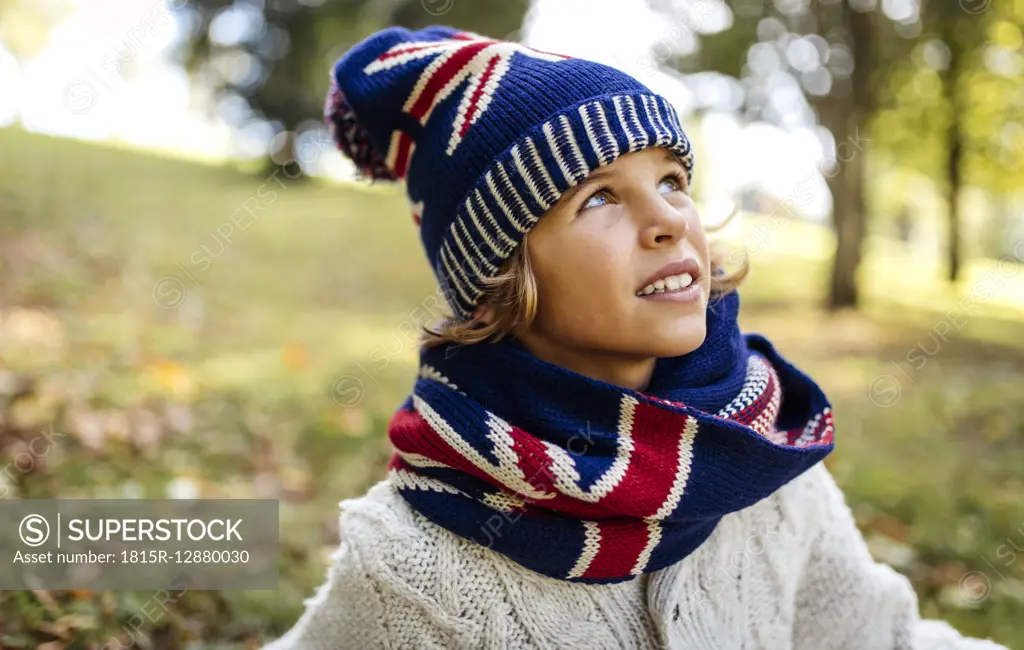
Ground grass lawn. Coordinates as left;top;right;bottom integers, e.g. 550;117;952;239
1;126;1022;648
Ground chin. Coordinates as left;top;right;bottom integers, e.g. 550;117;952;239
642;320;708;358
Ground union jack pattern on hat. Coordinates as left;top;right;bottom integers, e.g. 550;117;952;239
325;25;695;319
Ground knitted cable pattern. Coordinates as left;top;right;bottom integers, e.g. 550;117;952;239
262;464;1010;649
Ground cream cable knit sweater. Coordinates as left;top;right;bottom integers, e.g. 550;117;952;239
263;462;1007;650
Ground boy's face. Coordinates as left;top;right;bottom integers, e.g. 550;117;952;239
516;146;711;370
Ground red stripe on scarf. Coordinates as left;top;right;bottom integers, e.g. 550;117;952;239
388;407;501;484
581;519;652;580
388;399;696;524
605;400;693;518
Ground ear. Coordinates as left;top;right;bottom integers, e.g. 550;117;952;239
473;304;495;325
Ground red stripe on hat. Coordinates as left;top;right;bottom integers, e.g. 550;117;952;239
377;42;444;62
459;54;501;138
408;41;491;121
581;519;651;580
532;47;571;59
392;133;415;178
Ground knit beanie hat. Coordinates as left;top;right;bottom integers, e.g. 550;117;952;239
324;26;695;320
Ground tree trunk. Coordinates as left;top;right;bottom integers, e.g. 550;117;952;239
827;2;873;310
947;108;963;282
942;14;964;283
827;114;868;310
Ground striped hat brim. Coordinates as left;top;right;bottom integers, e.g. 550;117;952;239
435;91;694;320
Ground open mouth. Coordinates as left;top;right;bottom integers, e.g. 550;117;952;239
635;258;701;297
636;273;697;296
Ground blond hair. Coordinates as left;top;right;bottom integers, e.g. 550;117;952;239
419;209;748;349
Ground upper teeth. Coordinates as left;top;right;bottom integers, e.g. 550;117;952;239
637;273;694;296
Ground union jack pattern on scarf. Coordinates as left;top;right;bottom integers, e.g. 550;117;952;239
383;293;835;584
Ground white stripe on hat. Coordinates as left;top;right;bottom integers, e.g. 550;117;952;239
510;143;548;210
496;161;538;226
543;120;575;188
465;194;508;259
440;244;481;307
559;114;588;183
441;240;480;289
403;49;464;124
611;97;631;150
464;190;512;258
450;221;493;280
448;49;512;155
627;96;650;151
662;99;684;135
593;101;619;163
485;169;530;234
663;101;693;159
362;43;451;74
639;95;662;145
384;130;417;177
524;136;560;208
474;188;517;248
638;95;655;145
647;95;671;146
454;217;499;272
579;103;608;166
657;98;677;146
448;239;488;288
617;96;649;152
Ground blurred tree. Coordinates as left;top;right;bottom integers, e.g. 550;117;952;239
0;0;75;59
872;0;991;283
654;0;901;309
864;1;1023;279
822;1;875;310
931;0;973;283
648;0;1024;303
925;0;1021;281
174;0;528;174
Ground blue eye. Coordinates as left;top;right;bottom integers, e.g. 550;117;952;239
582;191;609;210
659;177;682;194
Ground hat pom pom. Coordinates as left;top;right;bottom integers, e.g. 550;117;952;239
324;79;397;181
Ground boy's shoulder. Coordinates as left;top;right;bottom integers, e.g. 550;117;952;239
763;459;849;545
337;478;492;562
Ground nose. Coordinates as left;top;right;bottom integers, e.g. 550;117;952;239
636;191;690;248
